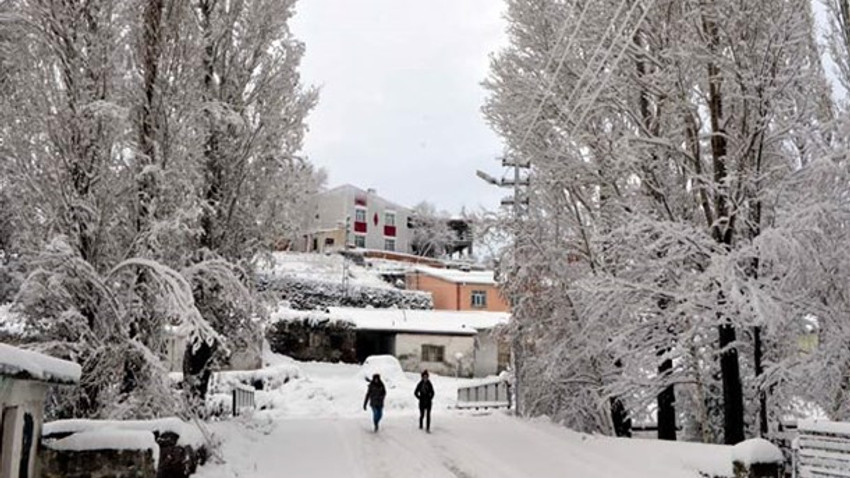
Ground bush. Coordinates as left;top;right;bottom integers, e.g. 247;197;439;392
256;275;432;310
266;317;357;363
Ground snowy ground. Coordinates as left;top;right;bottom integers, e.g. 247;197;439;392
258;252;394;289
235;353;470;419
196;414;732;478
196;355;734;478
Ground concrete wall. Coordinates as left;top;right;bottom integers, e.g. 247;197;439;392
0;377;47;478
405;272;510;312
394;333;475;377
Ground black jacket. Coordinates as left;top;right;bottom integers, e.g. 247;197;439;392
414;380;435;405
364;380;387;409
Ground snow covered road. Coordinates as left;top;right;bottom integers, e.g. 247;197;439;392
196;413;732;478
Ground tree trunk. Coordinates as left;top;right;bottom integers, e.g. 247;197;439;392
657;354;676;440
719;322;745;444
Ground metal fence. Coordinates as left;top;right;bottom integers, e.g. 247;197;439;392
232;385;256;417
456;377;511;410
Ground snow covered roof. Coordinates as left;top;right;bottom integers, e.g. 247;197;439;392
320;184;411;213
0;343;81;385
271;306;509;336
412;266;498;285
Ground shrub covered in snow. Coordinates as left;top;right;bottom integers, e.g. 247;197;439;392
266;316;357;363
257;275;432;310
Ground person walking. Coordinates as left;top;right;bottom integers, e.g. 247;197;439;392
414;370;435;432
363;373;387;432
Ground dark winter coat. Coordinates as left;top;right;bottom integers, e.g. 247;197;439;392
414;380;435;406
364;380;387;409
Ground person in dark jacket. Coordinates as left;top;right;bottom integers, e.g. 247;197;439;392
363;373;387;432
414;370;435;432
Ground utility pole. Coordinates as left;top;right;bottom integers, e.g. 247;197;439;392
477;157;530;416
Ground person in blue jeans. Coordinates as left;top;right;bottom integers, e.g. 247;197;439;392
363;374;387;432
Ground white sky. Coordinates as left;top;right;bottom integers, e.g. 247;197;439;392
291;0;508;214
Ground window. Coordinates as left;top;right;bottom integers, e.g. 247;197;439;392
421;344;445;362
324;238;335;246
354;235;366;248
384;238;395;251
384;211;395;226
355;208;367;223
471;290;487;308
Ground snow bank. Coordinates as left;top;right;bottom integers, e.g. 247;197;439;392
260;252;394;289
357;355;409;388
241;353;470;418
731;438;783;465
43;417;205;448
211;363;301;393
45;429;160;467
0;343;81;384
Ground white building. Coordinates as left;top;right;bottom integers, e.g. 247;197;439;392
302;184;413;254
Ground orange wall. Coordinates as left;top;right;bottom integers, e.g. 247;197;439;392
405;272;509;312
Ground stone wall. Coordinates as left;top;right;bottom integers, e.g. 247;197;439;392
40;447;157;478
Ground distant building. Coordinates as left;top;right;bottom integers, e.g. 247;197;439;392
301;184;414;254
405;266;509;312
269;307;510;377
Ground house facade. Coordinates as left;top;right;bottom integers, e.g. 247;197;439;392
405;266;509;312
302;184;414;254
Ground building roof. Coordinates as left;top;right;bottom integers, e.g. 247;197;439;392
271;306;509;336
412;266;498;285
320;184;411;213
0;343;81;385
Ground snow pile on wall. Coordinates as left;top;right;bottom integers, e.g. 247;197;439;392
43;417;205;449
257;275;433;310
0;343;81;384
45;429;160;467
211;363;301;393
731;438;784;465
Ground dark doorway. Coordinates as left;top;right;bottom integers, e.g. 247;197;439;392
19;413;33;478
355;331;396;363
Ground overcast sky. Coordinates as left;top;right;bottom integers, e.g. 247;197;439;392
291;1;508;214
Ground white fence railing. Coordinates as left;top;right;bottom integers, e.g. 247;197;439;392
232;385;256;417
456;377;511;410
794;419;850;478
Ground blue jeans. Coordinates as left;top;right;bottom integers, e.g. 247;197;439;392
371;406;383;429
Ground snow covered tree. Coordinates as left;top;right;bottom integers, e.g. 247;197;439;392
484;0;840;444
409;201;457;258
0;0;318;417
